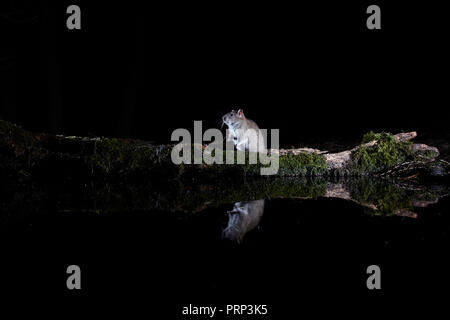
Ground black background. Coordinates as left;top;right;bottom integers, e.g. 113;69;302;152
1;0;450;317
2;1;449;146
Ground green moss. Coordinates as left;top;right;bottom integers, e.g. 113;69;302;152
0;120;35;143
186;149;327;177
351;132;413;174
277;153;327;176
361;131;383;144
0;120;40;152
146;177;328;212
88;138;175;175
418;150;439;160
0;120;45;175
90;138;124;172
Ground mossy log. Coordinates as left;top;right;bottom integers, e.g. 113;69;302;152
1;119;448;180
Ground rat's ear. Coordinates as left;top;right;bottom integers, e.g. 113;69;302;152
237;109;244;117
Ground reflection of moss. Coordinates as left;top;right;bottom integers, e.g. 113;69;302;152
2;166;449;222
268;177;326;199
351;132;413;174
1;175;328;217
162;177;327;211
151;176;328;212
348;179;413;216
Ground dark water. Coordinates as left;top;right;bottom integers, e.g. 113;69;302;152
1;183;450;317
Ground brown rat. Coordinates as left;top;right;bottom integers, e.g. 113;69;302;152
221;109;267;153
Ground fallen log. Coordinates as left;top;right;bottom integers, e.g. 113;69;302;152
272;131;441;176
0;120;447;179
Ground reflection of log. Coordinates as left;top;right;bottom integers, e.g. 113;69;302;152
2;174;449;224
323;180;445;218
1;120;447;179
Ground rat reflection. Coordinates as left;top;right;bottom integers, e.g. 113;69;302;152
222;199;265;243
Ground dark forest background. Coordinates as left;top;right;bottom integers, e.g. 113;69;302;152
1;0;449;147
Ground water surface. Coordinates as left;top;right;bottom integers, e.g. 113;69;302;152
1;177;450;316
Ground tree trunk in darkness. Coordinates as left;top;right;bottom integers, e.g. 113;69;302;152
1;54;17;123
1;1;18;123
44;0;63;134
117;15;144;138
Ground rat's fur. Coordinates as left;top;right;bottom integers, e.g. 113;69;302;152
222;109;267;153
